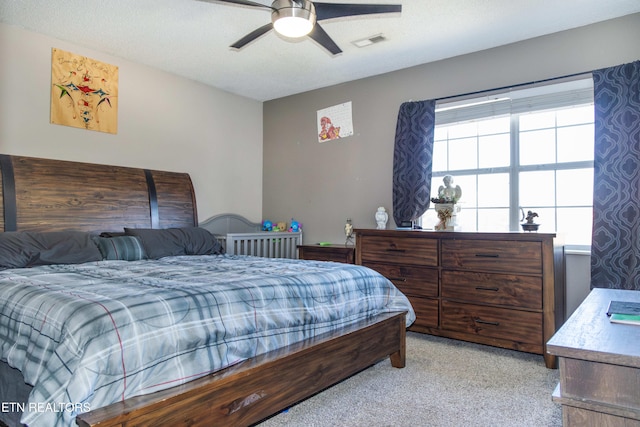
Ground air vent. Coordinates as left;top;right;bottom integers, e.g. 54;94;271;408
352;34;387;48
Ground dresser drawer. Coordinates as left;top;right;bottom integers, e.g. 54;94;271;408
441;239;542;274
441;270;542;310
364;262;438;298
407;296;439;329
359;235;438;267
441;300;542;349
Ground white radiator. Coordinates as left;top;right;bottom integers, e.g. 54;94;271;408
218;231;302;259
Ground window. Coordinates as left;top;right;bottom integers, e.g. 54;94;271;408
421;78;594;245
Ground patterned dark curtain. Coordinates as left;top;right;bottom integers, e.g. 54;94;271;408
591;60;640;290
392;100;436;226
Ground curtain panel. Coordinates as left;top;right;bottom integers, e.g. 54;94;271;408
392;100;436;226
591;60;640;290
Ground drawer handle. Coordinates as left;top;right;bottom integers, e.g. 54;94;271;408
474;318;500;326
475;253;499;258
389;277;407;282
386;248;406;253
475;286;499;292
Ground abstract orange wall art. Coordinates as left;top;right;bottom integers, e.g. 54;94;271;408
50;48;118;134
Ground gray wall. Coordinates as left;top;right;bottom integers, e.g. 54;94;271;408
0;22;264;224
263;13;640;245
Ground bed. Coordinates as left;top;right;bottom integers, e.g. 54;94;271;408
0;154;414;427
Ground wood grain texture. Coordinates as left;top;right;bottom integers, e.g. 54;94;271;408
358;233;438;266
0;155;196;233
364;261;438;298
441;300;543;351
441;270;542;309
564;406;640;427
405;296;439;329
441;239;542;274
355;229;562;368
548;289;640;426
76;312;407;427
297;244;355;263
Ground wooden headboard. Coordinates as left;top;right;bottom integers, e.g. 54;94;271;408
0;154;197;233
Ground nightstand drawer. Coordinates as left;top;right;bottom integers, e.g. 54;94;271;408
441;270;542;310
441;240;542;274
441;300;542;349
364;262;438;298
298;245;355;263
358;235;438;267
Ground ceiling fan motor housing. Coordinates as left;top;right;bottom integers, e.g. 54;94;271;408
271;0;317;38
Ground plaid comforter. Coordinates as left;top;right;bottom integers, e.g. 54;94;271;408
0;255;414;427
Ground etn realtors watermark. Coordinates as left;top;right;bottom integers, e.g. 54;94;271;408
2;401;91;414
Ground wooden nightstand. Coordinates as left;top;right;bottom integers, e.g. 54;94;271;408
547;288;640;425
298;244;355;264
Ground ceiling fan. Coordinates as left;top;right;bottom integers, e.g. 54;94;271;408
200;0;402;56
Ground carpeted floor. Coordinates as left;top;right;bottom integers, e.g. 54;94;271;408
257;332;562;427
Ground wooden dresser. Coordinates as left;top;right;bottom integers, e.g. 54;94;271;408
547;288;640;426
355;229;564;368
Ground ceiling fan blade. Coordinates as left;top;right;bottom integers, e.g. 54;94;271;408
308;23;342;56
197;0;273;10
314;3;401;21
230;23;274;49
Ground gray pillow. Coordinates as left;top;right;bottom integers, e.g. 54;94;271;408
93;236;147;261
124;227;224;260
0;231;103;269
0;232;35;269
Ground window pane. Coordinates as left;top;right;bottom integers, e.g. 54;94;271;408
520;110;555;131
478;117;510;135
448;137;477;170
557;207;593;245
457;207;477;231
479;133;510;168
448;122;477;138
556;169;593;206
434;126;449;140
478;208;509;231
454;175;476;206
557;124;594;163
520;129;556;165
556;105;593;126
520;170;555;207
432;140;448;171
478;173;509;207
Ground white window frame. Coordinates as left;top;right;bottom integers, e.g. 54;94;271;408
423;76;594;241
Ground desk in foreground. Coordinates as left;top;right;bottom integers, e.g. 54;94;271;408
547;288;640;426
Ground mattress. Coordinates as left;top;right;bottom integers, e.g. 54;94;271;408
0;254;414;427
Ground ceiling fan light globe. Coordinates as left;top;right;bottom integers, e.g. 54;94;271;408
274;16;313;37
271;0;316;38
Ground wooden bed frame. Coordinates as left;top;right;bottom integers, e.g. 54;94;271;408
0;154;407;427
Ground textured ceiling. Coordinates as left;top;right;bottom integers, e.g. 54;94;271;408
1;0;639;101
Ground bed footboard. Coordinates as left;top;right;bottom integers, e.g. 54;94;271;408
76;311;407;427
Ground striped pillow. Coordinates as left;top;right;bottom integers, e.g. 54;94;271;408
93;236;147;261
